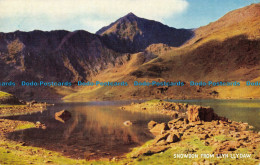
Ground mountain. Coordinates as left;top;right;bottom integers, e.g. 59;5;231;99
0;30;127;99
96;13;193;53
0;30;132;81
65;3;260;101
0;3;259;101
185;3;260;47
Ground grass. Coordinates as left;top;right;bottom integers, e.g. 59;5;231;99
14;123;36;131
119;136;259;165
0;91;12;99
214;135;233;142
146;99;163;104
0;105;25;108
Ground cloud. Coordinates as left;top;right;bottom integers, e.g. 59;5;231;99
0;0;189;32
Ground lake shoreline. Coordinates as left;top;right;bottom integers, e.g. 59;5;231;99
0;100;260;164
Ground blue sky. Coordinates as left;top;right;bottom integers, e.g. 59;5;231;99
0;0;258;33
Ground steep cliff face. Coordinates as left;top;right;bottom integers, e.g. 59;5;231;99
0;30;122;83
97;13;193;53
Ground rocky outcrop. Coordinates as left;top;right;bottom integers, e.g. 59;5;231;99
187;105;219;122
137;117;260;158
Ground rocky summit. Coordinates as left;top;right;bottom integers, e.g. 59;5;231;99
96;12;193;53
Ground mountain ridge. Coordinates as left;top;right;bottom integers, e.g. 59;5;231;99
0;3;259;100
64;3;260;101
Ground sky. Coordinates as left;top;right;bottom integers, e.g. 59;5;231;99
0;0;258;33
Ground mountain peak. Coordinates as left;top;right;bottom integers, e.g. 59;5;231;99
96;12;193;53
120;12;138;22
125;12;136;17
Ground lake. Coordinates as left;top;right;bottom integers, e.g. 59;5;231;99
3;99;260;159
4;101;171;159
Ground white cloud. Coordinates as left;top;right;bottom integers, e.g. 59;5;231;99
0;0;189;32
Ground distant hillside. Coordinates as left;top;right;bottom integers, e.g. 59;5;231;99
185;3;260;47
96;13;193;53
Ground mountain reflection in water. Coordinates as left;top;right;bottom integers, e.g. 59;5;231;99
4;102;171;159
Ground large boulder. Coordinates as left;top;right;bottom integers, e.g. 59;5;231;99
123;120;132;126
187;105;218;122
55;110;72;123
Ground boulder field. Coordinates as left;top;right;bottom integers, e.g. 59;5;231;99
121;100;260;162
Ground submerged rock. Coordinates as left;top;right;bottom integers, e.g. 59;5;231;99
123;120;132;126
35;121;46;129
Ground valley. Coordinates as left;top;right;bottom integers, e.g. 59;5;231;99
0;2;259;165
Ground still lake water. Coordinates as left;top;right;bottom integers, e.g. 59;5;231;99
4;101;171;159
3;99;260;159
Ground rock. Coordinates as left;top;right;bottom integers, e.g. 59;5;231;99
156;140;167;146
35;121;46;129
55;110;72;123
168;118;184;126
184;118;189;124
240;124;248;131
131;145;170;158
199;134;209;140
249;125;254;129
171;112;178;118
150;123;169;136
175;105;180;111
187;105;216;122
166;133;179;143
148;120;158;129
153;133;170;144
41;125;47;130
123;120;132;126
